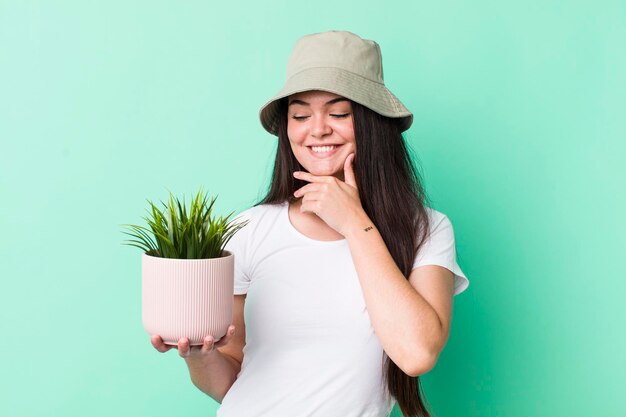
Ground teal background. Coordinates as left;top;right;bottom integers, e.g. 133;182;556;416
1;1;624;416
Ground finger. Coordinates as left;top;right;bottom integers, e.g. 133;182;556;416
215;325;236;348
177;338;190;358
343;153;357;188
151;335;172;353
300;192;323;204
293;183;323;198
201;335;216;353
293;171;330;183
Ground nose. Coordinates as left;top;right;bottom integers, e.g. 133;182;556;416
310;115;332;138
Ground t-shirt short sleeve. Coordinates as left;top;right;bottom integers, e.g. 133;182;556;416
223;209;253;295
412;211;469;296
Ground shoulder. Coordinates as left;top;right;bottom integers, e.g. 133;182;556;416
423;207;451;233
224;201;287;253
229;201;287;233
418;207;460;250
232;201;286;221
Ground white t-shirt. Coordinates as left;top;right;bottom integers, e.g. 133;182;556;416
217;201;469;417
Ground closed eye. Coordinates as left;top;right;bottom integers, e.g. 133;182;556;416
291;113;351;121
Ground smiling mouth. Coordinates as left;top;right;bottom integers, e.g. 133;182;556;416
307;144;342;158
309;145;339;153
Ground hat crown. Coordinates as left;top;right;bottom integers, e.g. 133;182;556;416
259;30;413;136
286;31;384;84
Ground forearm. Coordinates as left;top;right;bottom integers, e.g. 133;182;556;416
344;214;443;375
184;349;241;403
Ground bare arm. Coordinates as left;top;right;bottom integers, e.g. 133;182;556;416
343;218;455;377
151;294;247;404
184;345;241;403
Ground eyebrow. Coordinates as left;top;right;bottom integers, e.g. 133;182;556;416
288;97;350;107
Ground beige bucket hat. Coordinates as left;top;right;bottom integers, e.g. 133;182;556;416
259;30;413;136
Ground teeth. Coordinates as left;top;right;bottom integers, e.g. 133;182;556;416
311;145;336;153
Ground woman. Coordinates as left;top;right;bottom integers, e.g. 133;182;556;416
151;30;469;417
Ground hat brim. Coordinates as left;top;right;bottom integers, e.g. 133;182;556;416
259;67;413;136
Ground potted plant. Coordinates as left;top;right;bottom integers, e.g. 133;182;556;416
121;188;248;346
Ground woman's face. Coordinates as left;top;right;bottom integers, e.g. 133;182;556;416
287;90;356;181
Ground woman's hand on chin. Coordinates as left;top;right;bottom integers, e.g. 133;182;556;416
293;153;369;236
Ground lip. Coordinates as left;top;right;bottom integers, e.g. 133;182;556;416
307;144;342;158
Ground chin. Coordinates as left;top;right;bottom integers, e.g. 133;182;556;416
306;168;340;177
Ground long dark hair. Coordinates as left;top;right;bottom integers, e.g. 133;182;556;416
256;96;434;417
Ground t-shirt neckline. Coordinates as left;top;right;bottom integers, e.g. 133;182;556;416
282;201;347;245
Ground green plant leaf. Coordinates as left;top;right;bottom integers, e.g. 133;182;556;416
120;188;248;259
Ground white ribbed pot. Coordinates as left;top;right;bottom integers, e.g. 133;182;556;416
142;251;234;346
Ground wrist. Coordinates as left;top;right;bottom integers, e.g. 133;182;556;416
343;212;377;240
